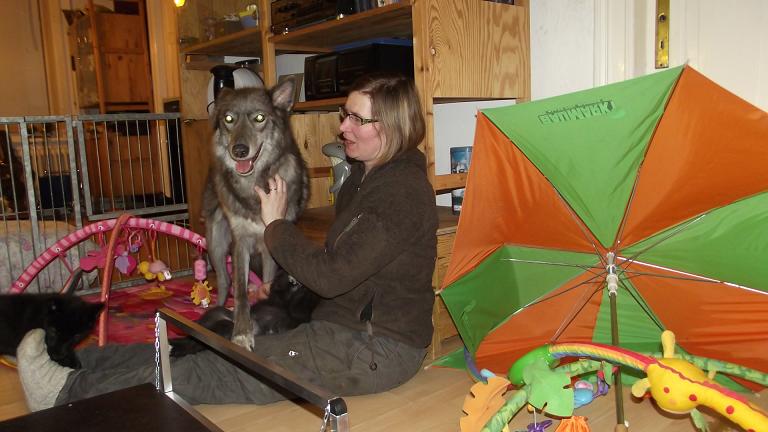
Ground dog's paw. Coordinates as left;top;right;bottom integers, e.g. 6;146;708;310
231;334;254;351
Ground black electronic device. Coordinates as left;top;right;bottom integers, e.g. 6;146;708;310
271;0;361;34
304;43;414;101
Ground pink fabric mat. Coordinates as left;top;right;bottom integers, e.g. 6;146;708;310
82;279;233;345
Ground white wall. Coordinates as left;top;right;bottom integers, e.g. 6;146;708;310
530;0;596;100
0;0;49;116
435;0;598;206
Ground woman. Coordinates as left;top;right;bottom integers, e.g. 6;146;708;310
16;72;437;410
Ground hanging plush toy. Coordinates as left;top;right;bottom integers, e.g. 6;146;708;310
136;228;173;300
190;256;212;307
137;260;172;282
138;228;172;282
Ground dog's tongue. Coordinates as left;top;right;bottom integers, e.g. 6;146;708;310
236;159;253;174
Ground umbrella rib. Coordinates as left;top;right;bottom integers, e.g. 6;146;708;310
525;271;607;310
551;190;607;267
616;275;666;331
550;282;605;343
620;268;720;284
501;257;603;275
618;213;706;269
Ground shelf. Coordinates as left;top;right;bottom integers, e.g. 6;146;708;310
433;173;468;193
181;26;262;57
271;1;413;53
293;97;346;112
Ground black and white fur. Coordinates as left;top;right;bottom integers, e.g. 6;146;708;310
203;79;309;350
0;271;103;368
169;268;319;357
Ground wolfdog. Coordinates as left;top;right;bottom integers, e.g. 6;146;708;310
203;78;309;350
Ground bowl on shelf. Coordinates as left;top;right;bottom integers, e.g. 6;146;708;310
239;6;258;28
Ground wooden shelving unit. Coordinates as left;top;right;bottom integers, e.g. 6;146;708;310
177;1;530;357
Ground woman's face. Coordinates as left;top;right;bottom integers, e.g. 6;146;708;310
339;91;384;172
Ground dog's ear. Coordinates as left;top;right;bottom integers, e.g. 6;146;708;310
271;77;296;112
88;301;105;317
62;269;85;295
83;301;104;326
209;88;236;128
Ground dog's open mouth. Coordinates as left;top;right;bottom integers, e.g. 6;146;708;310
232;146;261;176
235;159;255;175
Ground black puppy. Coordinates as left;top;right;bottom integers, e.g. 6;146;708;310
170;269;319;357
0;271;103;368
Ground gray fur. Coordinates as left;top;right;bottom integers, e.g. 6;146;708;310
203;79;309;350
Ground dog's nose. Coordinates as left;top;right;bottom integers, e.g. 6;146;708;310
232;143;249;158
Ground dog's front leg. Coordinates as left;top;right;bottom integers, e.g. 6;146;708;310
258;242;278;297
230;238;255;351
207;209;232;306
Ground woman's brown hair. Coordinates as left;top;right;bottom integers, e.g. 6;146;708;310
348;73;426;165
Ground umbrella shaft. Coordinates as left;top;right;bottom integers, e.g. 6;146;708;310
609;290;626;425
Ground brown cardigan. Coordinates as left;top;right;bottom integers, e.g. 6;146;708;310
264;148;438;348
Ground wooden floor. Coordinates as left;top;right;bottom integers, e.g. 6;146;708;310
1;352;762;432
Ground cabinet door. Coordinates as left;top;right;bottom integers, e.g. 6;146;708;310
180;120;212;235
290;113;338;209
102;53;152;103
425;0;530;99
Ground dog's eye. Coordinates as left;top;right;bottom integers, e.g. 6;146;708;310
224;114;235;124
253;113;266;123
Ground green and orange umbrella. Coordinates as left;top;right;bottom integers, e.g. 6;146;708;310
439;65;768;393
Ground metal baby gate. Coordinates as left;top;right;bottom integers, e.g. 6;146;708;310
0;113;192;293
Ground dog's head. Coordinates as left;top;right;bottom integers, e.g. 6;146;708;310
211;78;297;177
43;298;103;368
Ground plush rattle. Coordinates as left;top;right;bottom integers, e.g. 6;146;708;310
138;260;172;282
190;257;212;307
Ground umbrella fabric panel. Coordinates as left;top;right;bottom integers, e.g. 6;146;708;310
471;267;605;374
622;191;768;293
471;266;667;375
441;245;599;357
442;113;598;288
590;278;666;353
620;66;768;247
626;261;768;374
482;66;683;249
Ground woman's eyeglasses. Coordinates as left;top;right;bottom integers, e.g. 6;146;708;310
339;106;378;127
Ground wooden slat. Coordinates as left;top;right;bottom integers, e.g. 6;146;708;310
270;2;414;52
180;120;212;235
182;27;263;57
432;173;467;193
293;97;346;113
308;166;331;178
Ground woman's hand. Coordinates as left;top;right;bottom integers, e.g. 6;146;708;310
254;174;288;227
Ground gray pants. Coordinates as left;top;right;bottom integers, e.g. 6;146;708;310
56;320;426;406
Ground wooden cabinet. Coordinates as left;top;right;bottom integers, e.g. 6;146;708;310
431;210;460;359
176;0;529;357
71;0;154;113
